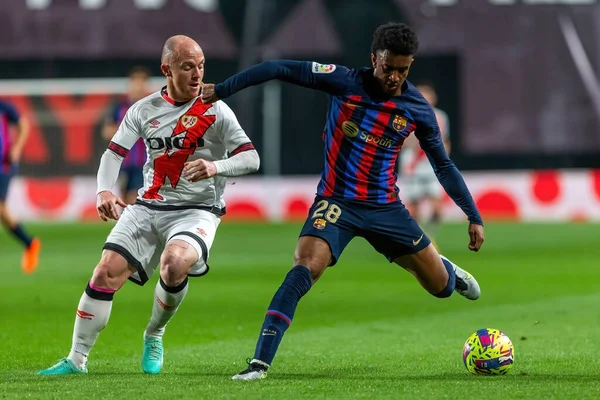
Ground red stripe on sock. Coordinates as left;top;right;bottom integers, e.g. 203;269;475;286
266;310;292;326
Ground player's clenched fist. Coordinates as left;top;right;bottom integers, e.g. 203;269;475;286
200;83;219;104
96;191;127;222
468;223;484;252
183;159;217;182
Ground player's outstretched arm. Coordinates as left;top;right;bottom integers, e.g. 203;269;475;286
201;60;348;103
184;101;259;181
183;149;259;182
416;124;484;251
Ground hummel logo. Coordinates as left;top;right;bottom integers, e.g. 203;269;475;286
149;119;160;128
413;234;424;246
261;329;277;336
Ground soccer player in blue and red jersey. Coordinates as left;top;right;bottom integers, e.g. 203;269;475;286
202;23;485;380
0;99;41;274
102;66;150;204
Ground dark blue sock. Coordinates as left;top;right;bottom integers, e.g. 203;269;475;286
433;257;456;298
10;224;33;248
253;265;313;366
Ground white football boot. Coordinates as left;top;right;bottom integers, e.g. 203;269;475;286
440;255;480;300
232;359;269;381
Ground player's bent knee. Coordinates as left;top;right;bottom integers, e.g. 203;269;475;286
90;251;132;291
294;236;332;280
294;263;325;282
160;239;198;286
160;255;189;287
294;256;329;281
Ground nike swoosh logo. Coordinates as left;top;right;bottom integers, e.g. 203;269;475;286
413;234;424;246
261;332;276;336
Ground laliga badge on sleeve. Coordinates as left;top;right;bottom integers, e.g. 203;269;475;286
311;62;336;74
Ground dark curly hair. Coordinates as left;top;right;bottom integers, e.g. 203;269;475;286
371;23;419;56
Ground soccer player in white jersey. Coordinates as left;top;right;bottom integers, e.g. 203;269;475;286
400;82;450;243
37;35;260;376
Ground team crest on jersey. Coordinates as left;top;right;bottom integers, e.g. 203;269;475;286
181;115;198;129
142;102;216;201
311;62;336;74
392;115;408;132
313;218;327;230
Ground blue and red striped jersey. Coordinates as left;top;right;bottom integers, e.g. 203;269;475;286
317;83;418;204
216;60;482;224
0;100;20;170
111;100;146;168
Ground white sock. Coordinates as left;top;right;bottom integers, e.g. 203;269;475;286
67;289;113;369
145;278;189;339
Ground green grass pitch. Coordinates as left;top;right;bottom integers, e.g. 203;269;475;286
1;221;599;399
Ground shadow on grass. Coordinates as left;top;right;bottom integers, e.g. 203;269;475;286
266;372;600;384
4;370;599;386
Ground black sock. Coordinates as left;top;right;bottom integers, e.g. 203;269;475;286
253;266;313;366
10;224;33;248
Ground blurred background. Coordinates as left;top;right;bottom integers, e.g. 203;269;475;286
1;0;600;223
3;2;600;396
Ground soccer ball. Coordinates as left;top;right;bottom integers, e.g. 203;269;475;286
462;328;514;375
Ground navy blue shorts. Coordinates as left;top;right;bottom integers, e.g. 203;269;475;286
121;166;144;192
0;165;15;202
299;195;431;265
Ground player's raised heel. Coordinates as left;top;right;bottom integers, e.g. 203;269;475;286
232;359;269;381
37;358;87;375
142;334;164;374
440;255;480;300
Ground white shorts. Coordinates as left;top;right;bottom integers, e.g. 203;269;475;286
404;173;443;203
104;203;221;286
